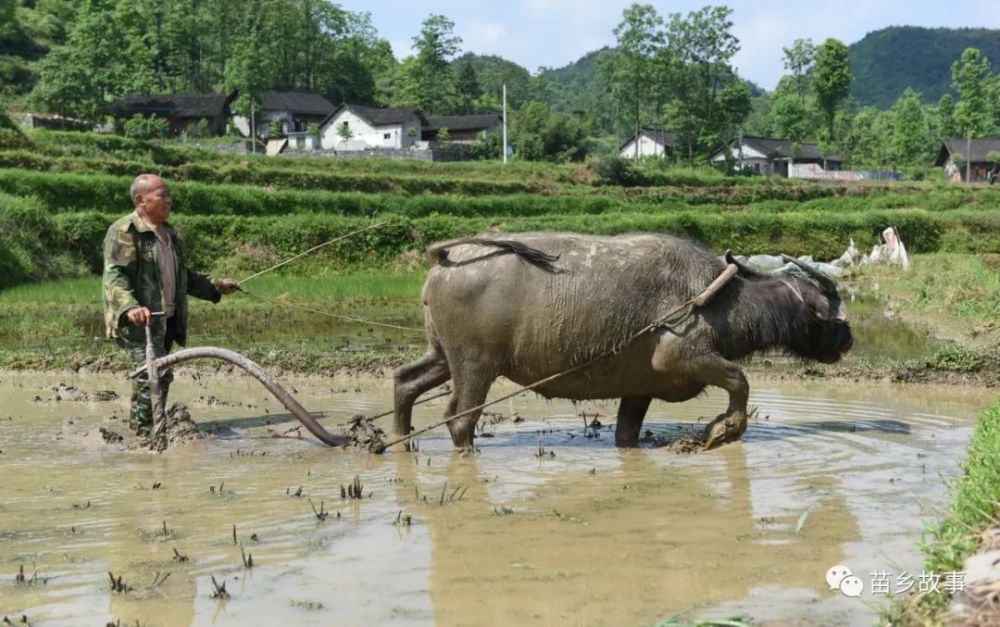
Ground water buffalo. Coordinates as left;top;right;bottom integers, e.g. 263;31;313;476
393;232;853;450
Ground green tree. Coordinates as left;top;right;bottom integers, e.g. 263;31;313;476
406;14;462;114
782;38;815;102
936;93;957;139
123;113;168;139
26;0;387;118
510;100;589;162
0;102;20;133
0;0;27;52
889;88;931;166
770;89;814;146
30;0;130;120
30;46;95;119
989;75;1000;134
336;121;352;143
599;3;663;158
454;53;532;111
660;5;740;163
952;47;993;138
842;107;890;167
454;61;481;114
742;93;773;136
717;81;752;171
813;38;851;142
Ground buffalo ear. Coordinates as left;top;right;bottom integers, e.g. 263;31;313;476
725;250;765;280
780;254;839;295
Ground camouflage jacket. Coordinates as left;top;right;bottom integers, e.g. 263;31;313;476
103;211;221;347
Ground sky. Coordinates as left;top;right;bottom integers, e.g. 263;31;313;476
338;0;1000;90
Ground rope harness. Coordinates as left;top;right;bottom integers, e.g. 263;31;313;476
236;287;425;333
238;222;387;285
139;223;740;451
373;263;739;453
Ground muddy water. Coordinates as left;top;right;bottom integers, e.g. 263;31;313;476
0;371;993;626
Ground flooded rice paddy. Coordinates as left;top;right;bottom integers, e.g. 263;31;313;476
0;370;994;626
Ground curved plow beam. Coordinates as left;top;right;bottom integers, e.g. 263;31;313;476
129;347;348;447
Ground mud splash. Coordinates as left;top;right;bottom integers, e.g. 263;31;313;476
0;371;992;626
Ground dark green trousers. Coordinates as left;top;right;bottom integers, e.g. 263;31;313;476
121;316;178;435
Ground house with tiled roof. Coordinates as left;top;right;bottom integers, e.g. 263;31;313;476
710;135;842;177
422;113;502;143
110;93;234;136
619;128;678;159
317;104;429;150
935;138;1000;183
231;89;335;139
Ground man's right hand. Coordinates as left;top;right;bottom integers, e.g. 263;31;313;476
127;306;152;326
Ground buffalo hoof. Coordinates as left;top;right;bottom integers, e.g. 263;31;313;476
702;415;745;451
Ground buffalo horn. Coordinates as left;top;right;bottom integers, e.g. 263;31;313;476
724;250;765;279
780;254;838;294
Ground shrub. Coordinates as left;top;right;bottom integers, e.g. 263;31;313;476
927;344;985;372
123;114;169;140
189;118;212;138
590;155;643;186
0;104;20;132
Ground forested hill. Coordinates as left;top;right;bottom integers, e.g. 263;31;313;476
537;49;615;130
849;26;1000;108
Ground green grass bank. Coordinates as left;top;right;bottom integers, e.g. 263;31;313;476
882;399;1000;625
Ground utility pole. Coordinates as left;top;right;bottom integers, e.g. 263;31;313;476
250;99;256;155
737;128;744;174
502;83;508;163
966;129;972;185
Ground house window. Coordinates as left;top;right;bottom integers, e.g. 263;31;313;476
383;132;392;139
296;137;305;149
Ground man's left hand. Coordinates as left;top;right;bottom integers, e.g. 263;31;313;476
215;278;241;295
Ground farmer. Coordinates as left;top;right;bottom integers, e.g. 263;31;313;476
102;174;240;436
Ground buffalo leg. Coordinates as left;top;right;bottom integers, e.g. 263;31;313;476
685;357;749;450
393;349;451;448
615;397;652;447
444;366;495;449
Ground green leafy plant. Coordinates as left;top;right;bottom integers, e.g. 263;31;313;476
123;114;168;140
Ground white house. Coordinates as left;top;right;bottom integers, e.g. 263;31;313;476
710;136;842;177
619;128;677;159
319;104;427;151
232;89;335;138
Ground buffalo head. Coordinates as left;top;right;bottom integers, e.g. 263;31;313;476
778;255;853;364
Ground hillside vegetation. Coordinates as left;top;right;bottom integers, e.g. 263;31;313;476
849;26;1000;108
0;130;999;293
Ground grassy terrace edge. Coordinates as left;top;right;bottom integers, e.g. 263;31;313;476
881;399;1000;625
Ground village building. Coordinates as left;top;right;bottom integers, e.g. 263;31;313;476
935;138;1000;183
422;113;502;143
619;128;678;159
710;136;842;178
275;105;503;157
315;104;427;151
232;89;335;139
110;93;233;136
